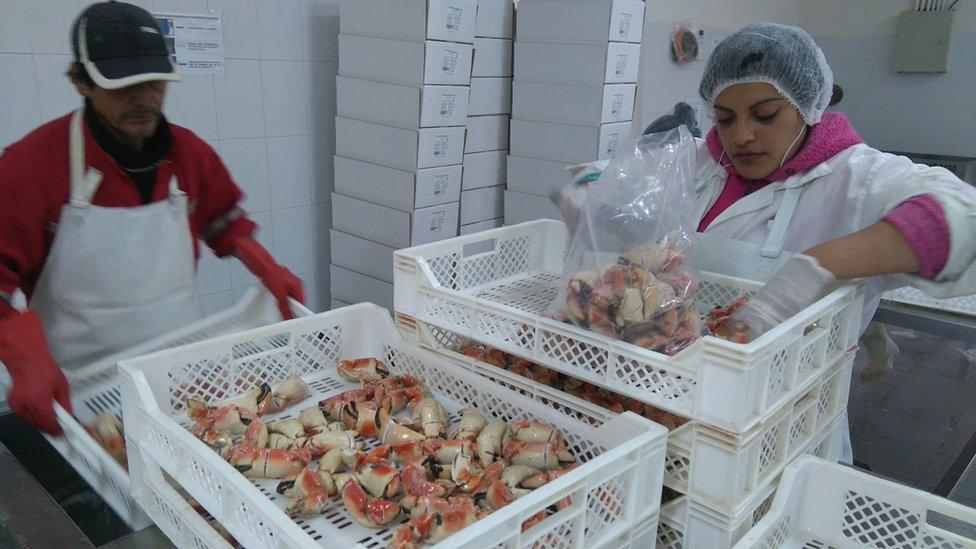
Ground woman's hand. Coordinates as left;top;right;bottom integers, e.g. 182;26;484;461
733;221;921;340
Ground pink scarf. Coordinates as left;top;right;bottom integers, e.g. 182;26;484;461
698;112;864;231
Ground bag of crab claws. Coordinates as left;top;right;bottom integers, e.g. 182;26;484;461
547;126;702;356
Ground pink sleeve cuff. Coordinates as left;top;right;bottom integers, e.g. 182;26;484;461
882;195;950;279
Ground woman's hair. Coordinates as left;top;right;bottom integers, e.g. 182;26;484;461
829;84;844;106
65;62;94;87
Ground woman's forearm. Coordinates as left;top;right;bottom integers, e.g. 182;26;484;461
804;221;921;280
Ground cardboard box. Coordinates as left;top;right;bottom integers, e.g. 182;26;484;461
337;76;469;129
460;184;505;224
469;77;511;115
514;41;640;85
504;190;563;225
462;150;507;190
465;115;509;153
330;265;394;310
331;193;459;248
509;119;631;163
475;0;513;38
506;155;572;196
460;217;504;235
335;117;466;170
334;156;461;210
330;230;397;283
512;82;635;125
472;38;513;77
339;35;473;87
515;0;644;44
339;0;477;44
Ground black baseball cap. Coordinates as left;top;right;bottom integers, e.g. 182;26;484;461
71;1;181;89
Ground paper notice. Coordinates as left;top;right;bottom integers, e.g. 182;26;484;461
153;12;224;74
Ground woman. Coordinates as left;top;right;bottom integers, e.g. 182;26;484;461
559;22;976;461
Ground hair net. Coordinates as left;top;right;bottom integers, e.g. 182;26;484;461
699;22;834;125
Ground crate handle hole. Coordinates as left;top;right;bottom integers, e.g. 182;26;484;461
925;510;976;542
463;239;496;258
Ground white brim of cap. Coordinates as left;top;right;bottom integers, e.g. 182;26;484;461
82;58;182;89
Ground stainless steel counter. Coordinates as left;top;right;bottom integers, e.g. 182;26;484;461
0;440;93;548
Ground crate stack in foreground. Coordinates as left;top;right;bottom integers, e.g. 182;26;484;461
331;0;477;310
460;0;514;235
393;221;862;548
506;0;643;224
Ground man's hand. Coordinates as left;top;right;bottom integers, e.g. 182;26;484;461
0;310;72;435
233;237;305;319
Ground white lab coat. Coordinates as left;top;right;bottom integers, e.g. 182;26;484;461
692;142;976;332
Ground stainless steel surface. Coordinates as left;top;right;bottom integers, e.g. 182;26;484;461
100;526;174;549
0;441;94;548
876;299;976;341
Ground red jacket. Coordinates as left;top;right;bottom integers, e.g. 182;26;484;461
0;112;256;318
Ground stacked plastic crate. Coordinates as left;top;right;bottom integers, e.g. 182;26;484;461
392;220;861;548
459;0;514;236
505;0;643;224
331;0;477;310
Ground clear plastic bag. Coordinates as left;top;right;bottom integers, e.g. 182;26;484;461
548;127;702;355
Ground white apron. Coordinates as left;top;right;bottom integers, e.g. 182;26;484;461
30;108;203;377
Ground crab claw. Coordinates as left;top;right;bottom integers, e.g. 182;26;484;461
480;480;515;510
337;358;390;383
509;420;564;445
502;440;572;472
518;463;579;489
270;377;309;413
282;467;331;517
340;478;400;528
225;382;273;415
380;418;425;445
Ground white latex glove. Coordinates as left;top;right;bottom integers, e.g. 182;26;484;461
549;160;609;234
858;322;898;382
732;254;839;341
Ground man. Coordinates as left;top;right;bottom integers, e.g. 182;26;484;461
0;1;304;435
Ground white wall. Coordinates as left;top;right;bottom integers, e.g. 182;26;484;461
800;0;976;157
637;0;802;132
0;0;339;314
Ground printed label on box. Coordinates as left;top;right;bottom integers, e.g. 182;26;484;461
618;13;633;37
606;132;621;156
433;173;450;196
611;93;624;117
433;135;450;157
429;210;446;232
440;93;457;117
614;54;628;78
446;7;462;33
442;49;459;75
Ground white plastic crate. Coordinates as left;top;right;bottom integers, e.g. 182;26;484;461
118;303;668;549
394;220;864;433
658;414;847;549
401;315;854;514
0;289;308;530
735;455;976;549
609;513;661;548
884;287;976;317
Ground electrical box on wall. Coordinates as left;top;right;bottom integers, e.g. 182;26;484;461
893;10;955;72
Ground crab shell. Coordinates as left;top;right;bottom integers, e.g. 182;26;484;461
356;460;402;499
267;418;305;439
228;447;311;479
305;430;360;457
450;409;487;440
409;397;448;439
297;406;329;430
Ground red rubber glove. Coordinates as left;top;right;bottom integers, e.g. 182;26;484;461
0;310;72;435
234;236;305;320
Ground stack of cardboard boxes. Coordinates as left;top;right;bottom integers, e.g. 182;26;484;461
459;0;514;235
331;0;477;309
506;0;644;224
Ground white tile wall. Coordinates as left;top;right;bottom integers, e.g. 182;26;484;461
0;0;340;314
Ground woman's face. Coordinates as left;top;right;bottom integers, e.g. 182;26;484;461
713;82;807;180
